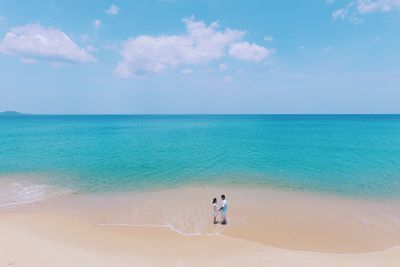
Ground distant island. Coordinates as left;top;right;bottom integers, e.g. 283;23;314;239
0;111;29;116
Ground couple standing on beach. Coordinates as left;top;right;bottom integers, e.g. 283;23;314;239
212;194;228;225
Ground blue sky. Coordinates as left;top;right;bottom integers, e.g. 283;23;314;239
0;0;399;114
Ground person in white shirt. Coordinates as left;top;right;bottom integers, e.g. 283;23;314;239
212;198;218;224
219;194;228;225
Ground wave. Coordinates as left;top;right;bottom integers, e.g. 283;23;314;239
0;181;70;209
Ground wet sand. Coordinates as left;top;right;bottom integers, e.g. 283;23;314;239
30;186;400;252
1;212;400;267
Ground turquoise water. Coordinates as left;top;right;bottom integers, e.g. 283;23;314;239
1;115;400;198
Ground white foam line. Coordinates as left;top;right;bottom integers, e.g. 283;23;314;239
0;194;71;210
70;214;400;256
0;199;45;209
72;215;220;237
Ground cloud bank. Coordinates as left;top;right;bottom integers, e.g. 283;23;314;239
229;42;271;62
333;0;400;21
0;24;96;64
115;17;273;77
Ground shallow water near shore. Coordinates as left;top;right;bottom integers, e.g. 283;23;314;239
1;115;400;197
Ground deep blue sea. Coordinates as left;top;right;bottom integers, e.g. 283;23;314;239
1;115;400;198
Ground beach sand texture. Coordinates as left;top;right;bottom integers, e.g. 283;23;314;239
1;212;400;267
1;186;400;266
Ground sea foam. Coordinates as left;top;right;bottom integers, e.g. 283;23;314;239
0;181;68;209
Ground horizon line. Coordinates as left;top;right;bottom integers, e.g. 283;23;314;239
2;112;400;116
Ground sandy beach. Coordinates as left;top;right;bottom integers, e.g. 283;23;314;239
1;212;400;267
1;186;400;266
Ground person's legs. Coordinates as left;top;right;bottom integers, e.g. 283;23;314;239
221;213;227;225
213;216;217;224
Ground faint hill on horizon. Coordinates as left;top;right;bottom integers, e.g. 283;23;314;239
0;111;29;116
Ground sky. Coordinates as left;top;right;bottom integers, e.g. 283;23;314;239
0;0;399;114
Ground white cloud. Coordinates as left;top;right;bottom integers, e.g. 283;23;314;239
326;0;335;4
229;42;272;62
93;19;102;29
219;63;228;71
323;46;333;51
332;8;348;19
0;24;96;64
0;16;5;25
357;0;400;13
333;0;400;21
116;17;272;77
264;35;273;42
104;4;120;15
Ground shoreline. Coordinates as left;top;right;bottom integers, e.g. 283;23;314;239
65;214;400;255
2;211;400;267
2;183;400;253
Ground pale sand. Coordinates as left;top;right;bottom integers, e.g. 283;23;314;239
24;186;400;253
2;185;400;266
1;212;400;267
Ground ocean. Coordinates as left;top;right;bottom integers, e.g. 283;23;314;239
1;114;400;199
